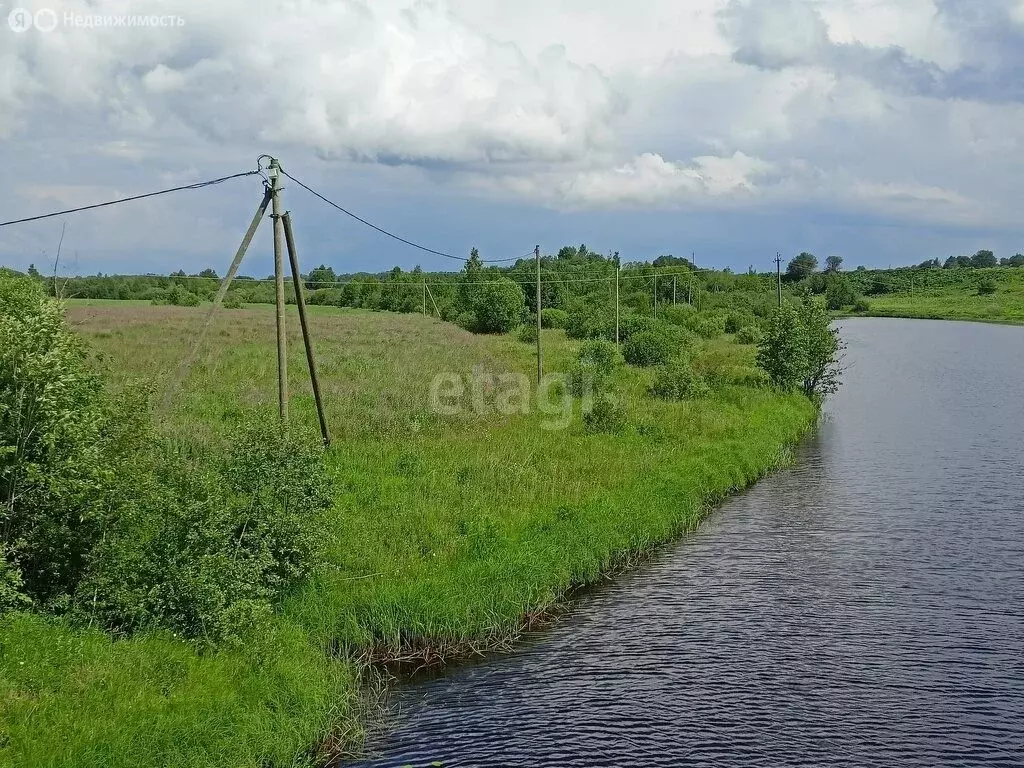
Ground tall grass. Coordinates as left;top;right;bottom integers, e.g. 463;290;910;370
1;302;816;767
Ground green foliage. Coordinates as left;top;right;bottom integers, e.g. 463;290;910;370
469;279;525;334
650;358;710;401
725;310;757;334
518;322;538;344
659;303;697;326
0;275;114;607
623;328;678;367
853;299;871;313
736;325;763;345
540;308;569;329
825;277;859;310
582;393;625;434
79;420;333;643
568;339;620;397
825;255;844;272
786;252;818;281
756;296;842;399
616;313;658;343
686;313;726;339
972;250;997;268
222;293;244;310
455;312;476;331
578;339;620;375
977;276;998;295
565;309;612;340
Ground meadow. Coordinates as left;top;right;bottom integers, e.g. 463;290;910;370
1;300;816;767
850;266;1024;325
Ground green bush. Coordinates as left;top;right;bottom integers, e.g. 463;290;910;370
455;312;476;331
472;279;525;333
659;303;697;327
736;325;763;345
757;296;841;399
222;293;244;310
582;393;625;434
687;313;726;339
564;310;611;340
615;313;658;344
977;277;998;295
78;420;333;643
725;310;756;334
540;308;569;329
825;278;858;310
0;275;119;607
578;339;620;375
623;329;677;367
650;358;710;401
167;285;200;307
518;323;538;344
853;298;871;313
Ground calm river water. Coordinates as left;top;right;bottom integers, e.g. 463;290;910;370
348;318;1024;768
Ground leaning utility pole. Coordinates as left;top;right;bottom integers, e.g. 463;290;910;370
535;244;542;384
282;212;331;447
775;252;783;308
269;159;289;422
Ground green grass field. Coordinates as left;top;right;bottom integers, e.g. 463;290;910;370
1;302;816;767
858;268;1024;325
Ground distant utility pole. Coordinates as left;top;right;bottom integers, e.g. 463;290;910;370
775;252;783;308
615;253;620;347
672;275;677;305
422;277;426;315
653;271;658;318
269;159;288;422
535;244;542;384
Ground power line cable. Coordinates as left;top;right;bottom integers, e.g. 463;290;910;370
0;171;262;229
278;167;530;265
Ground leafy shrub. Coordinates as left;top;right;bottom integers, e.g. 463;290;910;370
650;358;710;401
853;299;871;313
0;275;119;607
977;277;998;295
757;296;842;398
582;394;625;434
725;310;756;334
455;312;476;331
565;310;611;340
736;325;763;345
578;339;620;375
623;329;677;367
222;293;244;310
659;303;697;327
686;313;726;339
168;284;200;307
568;339;620;397
472;279;525;333
518;322;538;344
540;308;569;329
78;420;333;643
825;278;858;310
616;313;658;344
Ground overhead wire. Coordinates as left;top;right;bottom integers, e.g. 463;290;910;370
0;171;263;229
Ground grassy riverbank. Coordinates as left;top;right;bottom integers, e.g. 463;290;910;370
850;267;1024;325
1;302;816;767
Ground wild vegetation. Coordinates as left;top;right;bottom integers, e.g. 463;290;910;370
0;249;828;767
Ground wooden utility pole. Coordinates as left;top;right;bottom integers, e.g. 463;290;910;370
535;245;542;384
775;252;783;308
422;277;427;315
269;158;288;422
282;212;331;447
615;254;620;347
672;275;677;305
653;271;658;318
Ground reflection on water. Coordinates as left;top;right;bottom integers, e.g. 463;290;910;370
347;319;1024;768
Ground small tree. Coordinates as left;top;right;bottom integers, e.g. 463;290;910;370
306;264;337;290
198;268;218;279
756;295;842;399
825;255;843;273
786;252;818;281
971;250;997;268
472;278;525;333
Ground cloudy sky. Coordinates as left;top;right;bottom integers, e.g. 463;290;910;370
2;0;1023;276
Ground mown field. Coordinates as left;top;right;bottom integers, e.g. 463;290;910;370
854;267;1024;325
1;301;816;768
